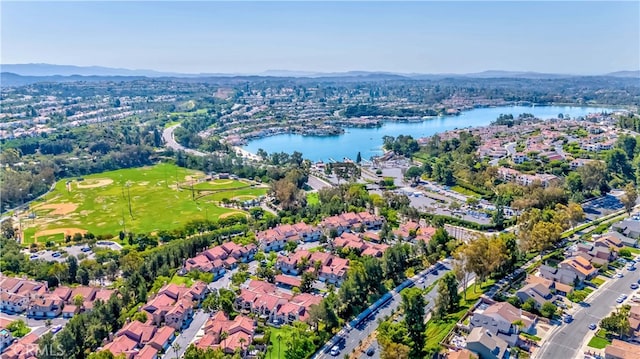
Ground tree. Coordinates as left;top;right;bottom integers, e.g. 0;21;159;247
522;298;536;313
435;272;460;317
300;271;315;293
567;202;585;229
621;183;638;215
172;342;182;359
356;151;362;164
404;166;423;183
400;287;426;358
540;301;557;318
578;161;608;194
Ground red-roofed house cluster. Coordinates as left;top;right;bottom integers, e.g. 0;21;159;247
234;280;322;327
142;282;208;330
256;222;322;252
194;311;256;355
332;232;389;258
100;281;208;359
275;250;350;286
319;212;384;236
393;221;437;243
181;242;257;279
0;275;115;320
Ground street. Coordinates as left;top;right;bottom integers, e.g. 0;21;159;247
162;310;210;359
535;266;640;358
313;262;453;359
162;124;207;157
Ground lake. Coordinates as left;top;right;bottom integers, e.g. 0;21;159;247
243;105;616;162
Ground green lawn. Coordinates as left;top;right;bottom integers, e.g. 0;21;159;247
306;192;319;206
626;247;640;255
587;335;610;349
169;275;194;287
20;163;266;244
266;327;290;359
591;276;606;287
450;185;482;198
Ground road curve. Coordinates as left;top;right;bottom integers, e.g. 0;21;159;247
162;124;207;157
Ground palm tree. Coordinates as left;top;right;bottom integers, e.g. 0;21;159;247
171;342;181;359
276;333;282;358
220;331;229;352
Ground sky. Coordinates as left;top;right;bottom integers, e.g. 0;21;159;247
1;1;639;75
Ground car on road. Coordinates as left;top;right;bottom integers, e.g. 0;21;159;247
330;346;340;356
51;252;61;258
29;254;38;260
365;346;375;356
614;272;624;278
51;325;62;333
589;323;597;330
631;283;639;290
81;246;91;252
418;278;425;284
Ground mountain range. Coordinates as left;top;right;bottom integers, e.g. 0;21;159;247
1;63;638;87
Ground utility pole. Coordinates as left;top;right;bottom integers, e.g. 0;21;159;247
126;182;133;219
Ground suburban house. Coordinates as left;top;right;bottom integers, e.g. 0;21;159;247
612;220;640;242
1;332;39;359
276;250;311;275
466;327;509;359
195;311;256;354
538;265;579;286
516;283;555;310
628;305;640;336
317;256;350;286
0;325;14;353
558;256;598;282
524;275;573;297
0;276;48;315
256;222;321;252
602;231;638;248
142;282;206;328
102;319;176;359
27;296;63;318
573;242;616;266
274;275;302;290
604;339;640;359
446;349;478;359
470;301;536;347
594;234;624;250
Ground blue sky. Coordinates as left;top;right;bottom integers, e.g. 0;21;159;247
1;1;638;74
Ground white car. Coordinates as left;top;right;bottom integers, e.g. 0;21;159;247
330;346;340;356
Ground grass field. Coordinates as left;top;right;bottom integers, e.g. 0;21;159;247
20;163;267;244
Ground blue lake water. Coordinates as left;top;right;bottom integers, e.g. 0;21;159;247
243;105;615;162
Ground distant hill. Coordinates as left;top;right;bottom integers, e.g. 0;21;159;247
1;63;638;86
0;72;146;87
606;70;640;78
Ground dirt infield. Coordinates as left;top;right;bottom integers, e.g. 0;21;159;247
35;227;87;242
36;203;78;215
219;211;248;219
76;178;113;189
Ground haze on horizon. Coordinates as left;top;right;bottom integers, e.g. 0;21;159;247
1;1;639;75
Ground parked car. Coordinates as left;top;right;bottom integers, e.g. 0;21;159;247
81;246;91;252
330;346;340;356
51;252;61;258
631;283;639;290
366;346;375;356
29;254;38;260
589;323;597;330
51;325;62;334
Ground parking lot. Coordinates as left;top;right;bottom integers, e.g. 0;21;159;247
582;193;624;221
